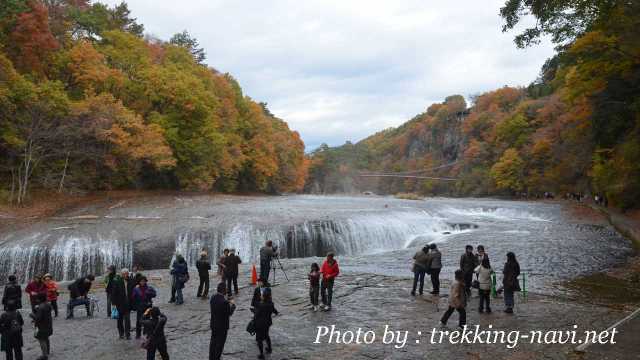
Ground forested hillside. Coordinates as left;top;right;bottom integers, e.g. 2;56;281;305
307;1;640;210
0;0;307;204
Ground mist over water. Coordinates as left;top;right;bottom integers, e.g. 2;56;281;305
0;195;633;293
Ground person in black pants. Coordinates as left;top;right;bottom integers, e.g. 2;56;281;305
223;249;242;297
428;244;442;294
110;269;136;340
459;245;478;296
141;307;169;360
30;294;52;360
254;288;278;359
209;283;235;360
0;300;24;360
196;252;211;298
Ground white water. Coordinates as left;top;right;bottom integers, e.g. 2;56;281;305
173;210;464;267
0;233;132;282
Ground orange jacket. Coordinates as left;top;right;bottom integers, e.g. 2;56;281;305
321;260;340;281
45;281;58;301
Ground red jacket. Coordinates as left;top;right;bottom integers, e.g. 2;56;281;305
321;260;340;281
25;281;47;304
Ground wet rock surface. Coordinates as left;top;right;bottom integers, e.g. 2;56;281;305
12;257;634;360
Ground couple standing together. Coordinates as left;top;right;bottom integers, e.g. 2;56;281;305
411;243;442;296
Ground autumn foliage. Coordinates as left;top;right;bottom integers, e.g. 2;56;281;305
307;1;640;209
0;0;307;204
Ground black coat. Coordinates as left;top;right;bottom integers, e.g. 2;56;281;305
223;255;242;277
110;276;136;312
141;314;167;344
502;261;521;291
251;286;270;309
1;283;22;309
68;278;91;299
254;301;278;331
196;259;211;277
31;303;53;339
460;253;479;273
209;294;235;332
105;272;117;294
0;310;23;350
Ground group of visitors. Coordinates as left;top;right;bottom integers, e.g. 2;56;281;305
104;266;167;359
1;237;526;359
0;272;94;360
435;245;521;328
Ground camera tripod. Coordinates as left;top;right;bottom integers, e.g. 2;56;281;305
270;255;289;285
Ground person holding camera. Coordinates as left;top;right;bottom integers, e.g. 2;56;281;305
259;241;277;283
140;307;169;360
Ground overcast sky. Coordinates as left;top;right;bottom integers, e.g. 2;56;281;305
100;0;555;150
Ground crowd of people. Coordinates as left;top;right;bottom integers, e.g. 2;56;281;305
411;244;522;328
0;238;526;359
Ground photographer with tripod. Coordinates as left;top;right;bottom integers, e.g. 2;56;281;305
259;241;277;283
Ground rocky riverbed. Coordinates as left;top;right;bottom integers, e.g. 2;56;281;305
11;256;634;360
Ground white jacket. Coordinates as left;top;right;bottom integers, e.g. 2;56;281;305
474;265;493;290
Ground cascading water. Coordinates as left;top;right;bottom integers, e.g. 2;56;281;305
172;210;468;267
0;231;132;283
0;195;633;295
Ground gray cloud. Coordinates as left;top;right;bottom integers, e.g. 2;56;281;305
101;0;555;150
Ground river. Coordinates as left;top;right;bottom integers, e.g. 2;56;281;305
0;195;633;294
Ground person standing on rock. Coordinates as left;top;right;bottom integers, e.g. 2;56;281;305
460;245;478;297
440;270;466;329
320;253;340;311
2;275;22;311
169;254;189;305
474;257;494;313
65;274;94;319
209;283;235;360
254;287;278;359
30;293;52;360
132;276;157;339
104;265;117;318
411;246;430;296
42;274;59;318
196;252;212;298
502;252;521;314
427;244;442;295
25;275;47;313
141;306;169;360
308;263;321;311
110;269;136;339
217;249;229;280
259;241;277;283
0;300;24;360
223;249;242;298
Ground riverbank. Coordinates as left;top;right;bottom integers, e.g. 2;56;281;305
564;203;640;308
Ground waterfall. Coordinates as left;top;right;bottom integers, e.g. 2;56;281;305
173;210;465;267
0;232;132;283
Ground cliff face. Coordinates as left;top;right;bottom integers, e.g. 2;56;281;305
306;95;469;195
